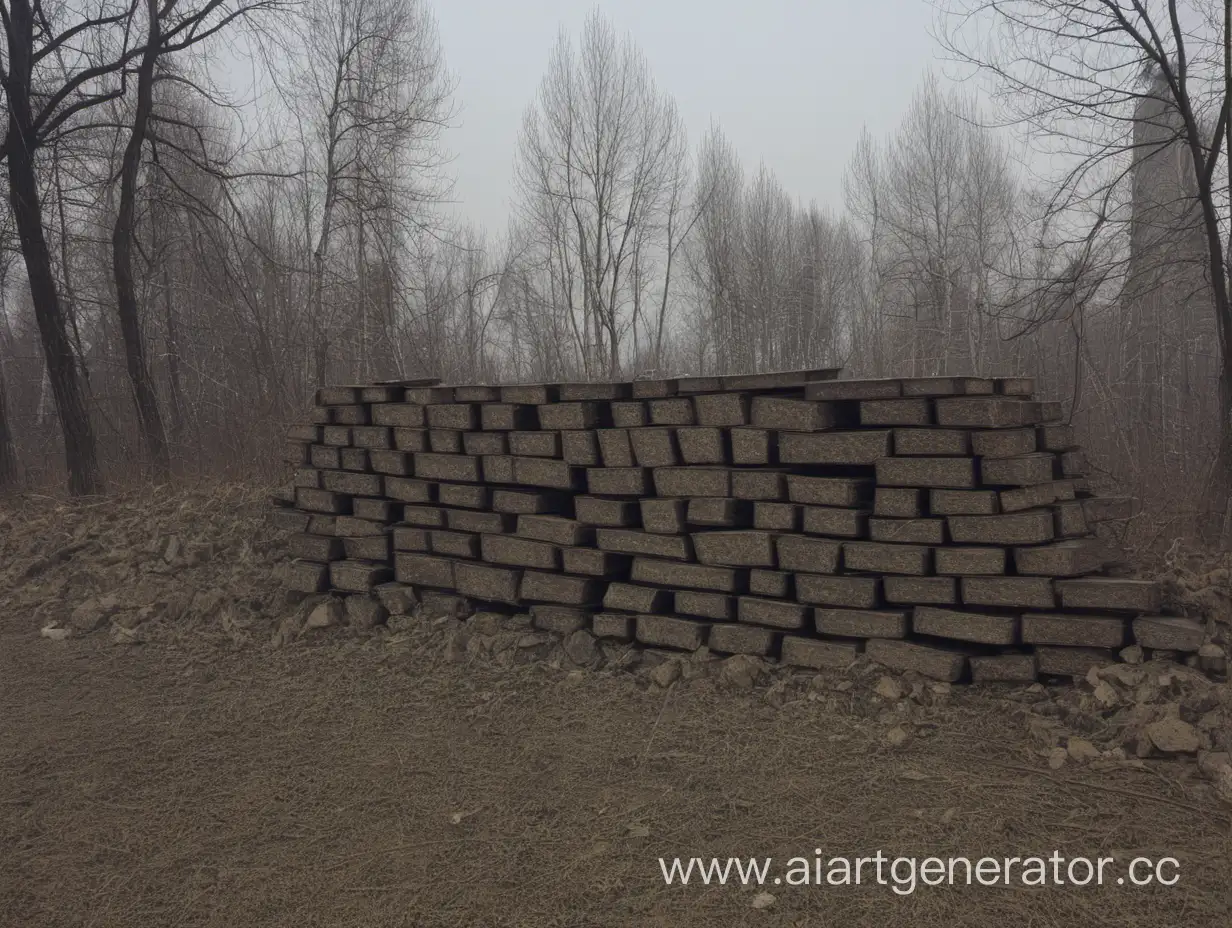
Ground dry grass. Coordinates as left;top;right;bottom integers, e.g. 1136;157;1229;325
1;484;1230;927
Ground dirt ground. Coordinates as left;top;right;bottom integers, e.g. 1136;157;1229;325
1;486;1230;927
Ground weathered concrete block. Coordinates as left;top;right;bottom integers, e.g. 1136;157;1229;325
452;385;498;403
393;429;429;452
597;430;635;467
482;454;516;483
776;535;841;573
779;430;891;465
693;392;750;426
868;517;944;545
293;467;322;490
708;623;777;656
721;368;840;391
874;487;925;518
574;495;640;527
629;428;680;467
1132;615;1205;652
935;397;1042;428
754;502;800;532
648;398;695;426
287;560;329;592
914;606;1018;645
843;541;930;575
631;557;744;592
530;605;591;634
970;654;1038;683
365;451;412;477
654;466;730;497
520;571;603;605
677;427;728;464
1060;450;1088;477
463;431;505;455
1022;613;1127;649
611;401;648;428
733;470;787;500
309;406;331;425
961;577;1054;609
429;530;480;560
271;509;312;533
796;574;880;608
414;452;480;483
343;535;391;561
351;426;393;449
749;569;791;599
392;527;430;551
306;515;337;535
560;429;600;465
429;430;463;454
692;530;776;567
971;428;1037;458
893;428;970;456
1059;576;1163;611
884;576;956;605
518;514;592;546
1034;646;1116;677
331;405;370;426
805;378;901;401
296;488;351;515
596;528;691;560
405;386;455;405
731;428;774;465
447;510;517;534
310;445;342;469
781;635;861;669
995;377;1034;396
803;506;870;538
631;378;679;398
481;534;561;570
636;614;708;650
738;596;808;629
538;402;604;431
860;398;931;426
559;382;630;402
947;510;1054;545
513;456;582;490
1013;539;1114;577
372;403;427;428
562;547;631;577
786;475;869;507
876;456;976;489
509;430;561;458
689;497;750;527
322;470;383;497
455;562;521;604
438;484;490;510
395;553;453;588
339;448;370;472
980;453;1056;487
427;403;478;431
815;608;908;638
290;533;345;562
902;376;995;397
750;396;837;431
1000;480;1075;514
499;384;559;405
333;516;387;537
674;590;735;620
592;613;635;640
1053;500;1089;538
481;403;539;431
400;506;445;529
374;582;418;615
929;489;999;515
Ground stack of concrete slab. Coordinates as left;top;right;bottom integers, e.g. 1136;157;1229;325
271;369;1205;682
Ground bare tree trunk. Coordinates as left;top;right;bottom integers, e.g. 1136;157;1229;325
112;0;170;478
0;343;16;488
3;0;100;495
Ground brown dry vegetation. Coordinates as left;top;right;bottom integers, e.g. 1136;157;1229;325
1;486;1231;927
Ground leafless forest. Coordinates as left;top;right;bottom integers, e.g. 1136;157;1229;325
0;0;1229;541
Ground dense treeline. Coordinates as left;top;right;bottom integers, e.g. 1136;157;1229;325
0;3;1228;541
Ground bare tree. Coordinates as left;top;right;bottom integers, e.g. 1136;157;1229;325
938;0;1232;535
512;10;692;380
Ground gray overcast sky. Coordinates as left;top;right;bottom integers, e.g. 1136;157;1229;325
433;0;940;233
